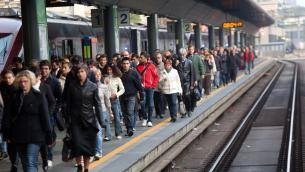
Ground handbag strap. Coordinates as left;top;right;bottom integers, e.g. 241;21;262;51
140;63;151;76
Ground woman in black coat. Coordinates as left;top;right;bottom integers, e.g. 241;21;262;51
228;49;240;83
2;70;52;172
65;64;104;172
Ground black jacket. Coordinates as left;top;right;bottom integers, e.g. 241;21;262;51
177;58;196;95
66;79;104;130
39;83;56;116
121;69;143;97
220;54;229;74
228;54;239;70
2;89;52;144
43;75;62;114
0;93;3;131
0;83;17;132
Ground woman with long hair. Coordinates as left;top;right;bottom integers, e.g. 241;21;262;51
2;70;52;172
105;64;125;139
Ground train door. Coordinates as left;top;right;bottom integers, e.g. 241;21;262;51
62;39;73;57
81;36;98;64
141;39;148;52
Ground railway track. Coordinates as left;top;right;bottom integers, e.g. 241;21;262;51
146;61;305;172
207;61;300;172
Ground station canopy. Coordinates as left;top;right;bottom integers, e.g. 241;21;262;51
47;0;274;33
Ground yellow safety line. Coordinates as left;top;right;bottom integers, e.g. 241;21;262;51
89;118;171;169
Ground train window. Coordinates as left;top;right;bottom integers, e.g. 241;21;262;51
0;33;13;64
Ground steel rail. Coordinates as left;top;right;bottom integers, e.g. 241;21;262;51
208;64;285;172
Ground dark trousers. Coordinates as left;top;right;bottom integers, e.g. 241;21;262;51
17;143;41;172
230;68;237;82
154;91;165;117
164;93;178;119
140;88;155;122
120;96;136;132
203;74;212;95
183;93;195;112
8;142;19;171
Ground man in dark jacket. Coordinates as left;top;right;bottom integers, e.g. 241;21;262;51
0;70;19;171
177;48;197;117
40;60;63;167
120;57;143;136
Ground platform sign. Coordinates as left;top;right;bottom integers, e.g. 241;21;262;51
184;23;193;32
223;22;243;28
118;9;130;26
167;22;175;33
91;9;104;28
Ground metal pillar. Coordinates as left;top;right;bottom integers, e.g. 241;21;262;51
228;29;233;47
240;32;244;48
130;29;141;55
208;25;215;49
234;30;239;47
219;27;224;47
21;0;48;66
175;19;184;54
243;33;249;47
104;5;119;58
194;23;201;51
147;13;159;56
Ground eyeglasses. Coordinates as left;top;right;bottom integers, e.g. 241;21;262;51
19;80;29;83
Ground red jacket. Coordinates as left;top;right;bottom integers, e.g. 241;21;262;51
243;51;254;62
136;62;159;89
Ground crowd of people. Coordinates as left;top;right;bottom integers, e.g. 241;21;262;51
0;44;256;172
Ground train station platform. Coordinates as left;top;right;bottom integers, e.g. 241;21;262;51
0;57;275;172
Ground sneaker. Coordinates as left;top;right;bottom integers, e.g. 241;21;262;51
103;137;111;141
147;122;153;127
170;118;177;122
142;119;147;127
116;135;122;139
127;130;133;137
89;157;94;163
94;154;102;161
132;128;136;131
47;160;53;167
188;111;192;117
0;152;8;160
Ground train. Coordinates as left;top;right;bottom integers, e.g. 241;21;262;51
0;8;211;71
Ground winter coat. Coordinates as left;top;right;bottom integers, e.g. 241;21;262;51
136;62;159;89
187;54;205;80
2;89;52;144
176;58;196;95
159;68;182;94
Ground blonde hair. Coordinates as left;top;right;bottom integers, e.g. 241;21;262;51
14;70;36;89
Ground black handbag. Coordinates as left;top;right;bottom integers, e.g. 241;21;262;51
192;86;201;101
62;134;74;162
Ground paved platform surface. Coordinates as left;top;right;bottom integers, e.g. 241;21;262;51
0;58;268;172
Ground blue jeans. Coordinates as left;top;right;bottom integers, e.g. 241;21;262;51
245;61;251;74
120;96;136;132
141;89;155;122
164;93;178;119
96;122;103;156
0;133;7;153
111;99;123;136
102;111;112;139
17;143;41;172
214;71;220;88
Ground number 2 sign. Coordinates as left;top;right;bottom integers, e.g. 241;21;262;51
118;10;130;26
